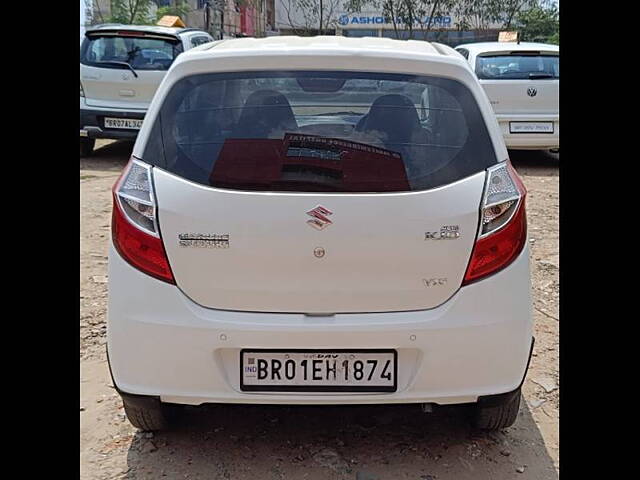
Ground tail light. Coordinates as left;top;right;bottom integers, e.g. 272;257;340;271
80;81;85;97
463;160;527;285
112;158;175;284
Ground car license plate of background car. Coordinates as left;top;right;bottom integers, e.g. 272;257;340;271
240;349;397;392
509;121;554;133
104;117;144;130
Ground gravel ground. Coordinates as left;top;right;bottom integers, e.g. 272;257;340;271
80;140;559;480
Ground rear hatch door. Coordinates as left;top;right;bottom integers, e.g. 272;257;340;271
154;168;485;313
143;69;499;313
80;30;182;109
475;51;559;115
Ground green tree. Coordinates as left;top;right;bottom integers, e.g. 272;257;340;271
448;0;538;32
110;0;154;24
495;0;537;29
155;1;191;22
515;2;559;42
452;0;500;30
281;0;343;35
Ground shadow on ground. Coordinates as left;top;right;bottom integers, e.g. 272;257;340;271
510;150;559;177
124;401;557;480
80;140;134;173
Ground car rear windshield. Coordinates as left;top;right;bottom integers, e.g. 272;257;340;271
476;53;559;80
80;32;183;71
144;71;498;193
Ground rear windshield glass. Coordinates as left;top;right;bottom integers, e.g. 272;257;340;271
145;71;498;192
476;53;559;80
80;33;183;71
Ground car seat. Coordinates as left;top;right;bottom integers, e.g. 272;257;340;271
232;89;297;139
355;94;432;178
356;94;429;149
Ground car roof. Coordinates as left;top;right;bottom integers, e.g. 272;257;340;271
85;24;205;37
184;35;460;60
455;42;559;54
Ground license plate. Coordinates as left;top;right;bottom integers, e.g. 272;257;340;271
240;349;397;392
104;117;144;130
509;121;554;133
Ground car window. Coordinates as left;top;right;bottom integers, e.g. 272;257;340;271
475;53;559;80
144;71;497;193
80;33;184;71
191;35;212;48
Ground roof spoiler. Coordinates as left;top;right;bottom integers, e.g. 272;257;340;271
84;29;181;42
430;42;460;58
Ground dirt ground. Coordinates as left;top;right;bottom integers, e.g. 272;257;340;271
80;140;559;480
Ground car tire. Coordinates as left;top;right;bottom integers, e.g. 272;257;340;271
473;388;521;430
80;138;95;157
122;395;181;431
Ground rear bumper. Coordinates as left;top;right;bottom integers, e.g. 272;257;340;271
496;114;559;150
107;245;533;406
80;100;145;140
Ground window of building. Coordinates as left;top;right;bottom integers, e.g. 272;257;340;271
342;29;378;38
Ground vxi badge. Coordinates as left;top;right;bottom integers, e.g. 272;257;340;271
425;225;460;240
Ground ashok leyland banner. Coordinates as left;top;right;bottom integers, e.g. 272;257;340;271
337;12;454;29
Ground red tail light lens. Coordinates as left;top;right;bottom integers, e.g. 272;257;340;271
463;161;527;285
111;159;175;284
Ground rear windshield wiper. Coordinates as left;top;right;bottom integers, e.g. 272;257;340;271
528;72;555;79
303;111;364;117
95;61;138;78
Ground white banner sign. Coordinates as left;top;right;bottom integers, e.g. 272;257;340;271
337;12;454;30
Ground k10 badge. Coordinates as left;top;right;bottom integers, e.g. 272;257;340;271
425;225;460;240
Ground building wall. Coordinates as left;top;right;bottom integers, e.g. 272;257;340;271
274;0;504;45
275;0;342;34
183;1;206;30
80;0;86;38
181;1;271;38
86;0;111;25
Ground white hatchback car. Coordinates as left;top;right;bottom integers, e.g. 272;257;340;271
80;24;213;156
455;42;559;151
107;36;533;432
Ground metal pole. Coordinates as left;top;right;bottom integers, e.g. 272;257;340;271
319;0;323;35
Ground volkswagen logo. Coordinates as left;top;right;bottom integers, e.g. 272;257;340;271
306;206;333;230
527;87;537;97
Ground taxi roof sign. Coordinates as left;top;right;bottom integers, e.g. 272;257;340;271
157;15;186;28
498;31;519;43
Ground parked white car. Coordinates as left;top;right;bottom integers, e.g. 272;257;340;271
455;42;559;151
108;36;533;431
80;24;213;156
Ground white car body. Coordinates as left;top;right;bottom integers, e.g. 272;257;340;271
455;42;559;151
80;25;213;145
107;36;533;428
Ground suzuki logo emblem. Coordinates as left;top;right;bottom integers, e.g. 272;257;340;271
527;87;537;97
306;206;333;230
